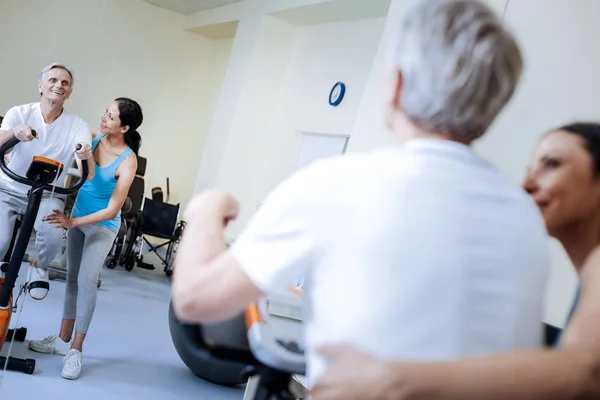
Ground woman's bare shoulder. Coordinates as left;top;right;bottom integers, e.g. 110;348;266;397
91;128;101;139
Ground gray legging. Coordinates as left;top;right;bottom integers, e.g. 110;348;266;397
62;224;116;334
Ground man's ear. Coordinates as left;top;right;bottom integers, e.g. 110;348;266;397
384;69;404;131
38;82;43;96
390;69;403;111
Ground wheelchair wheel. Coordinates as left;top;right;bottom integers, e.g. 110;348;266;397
164;240;178;277
106;258;117;269
124;254;135;271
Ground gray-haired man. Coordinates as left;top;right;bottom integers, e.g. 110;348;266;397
171;0;550;393
0;62;92;300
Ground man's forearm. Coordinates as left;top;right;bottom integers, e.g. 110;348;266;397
394;349;596;400
172;215;227;319
177;216;225;268
0;129;15;148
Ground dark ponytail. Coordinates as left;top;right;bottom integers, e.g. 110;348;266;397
115;97;143;155
124;129;142;156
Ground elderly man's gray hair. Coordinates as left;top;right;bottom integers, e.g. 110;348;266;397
395;0;523;142
38;62;75;87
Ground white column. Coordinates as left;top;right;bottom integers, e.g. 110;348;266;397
193;14;264;194
192;12;297;237
214;15;298;236
345;0;411;154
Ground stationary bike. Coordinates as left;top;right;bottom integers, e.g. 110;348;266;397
177;285;307;399
0;133;88;374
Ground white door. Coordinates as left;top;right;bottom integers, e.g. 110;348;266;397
291;132;349;290
294;132;349;172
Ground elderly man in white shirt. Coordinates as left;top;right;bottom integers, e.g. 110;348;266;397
0;63;92;300
172;0;550;392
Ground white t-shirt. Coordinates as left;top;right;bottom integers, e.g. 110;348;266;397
0;102;91;194
231;138;550;387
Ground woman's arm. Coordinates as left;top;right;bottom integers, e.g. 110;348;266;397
72;128;98;181
74;155;95;181
313;252;600;400
45;154;137;229
312;346;593;400
70;154;137;228
390;348;596;400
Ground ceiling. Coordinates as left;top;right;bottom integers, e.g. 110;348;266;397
272;0;391;27
142;0;242;15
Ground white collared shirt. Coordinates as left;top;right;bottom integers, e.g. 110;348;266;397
231;138;550;387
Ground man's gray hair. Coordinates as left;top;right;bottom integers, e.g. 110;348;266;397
38;62;75;87
395;0;523;142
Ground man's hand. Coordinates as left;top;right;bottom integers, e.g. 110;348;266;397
75;143;92;160
42;209;74;229
12;125;36;142
312;346;399;400
184;189;239;228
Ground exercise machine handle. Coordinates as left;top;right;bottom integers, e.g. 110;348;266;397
53;143;88;195
0;137;88;194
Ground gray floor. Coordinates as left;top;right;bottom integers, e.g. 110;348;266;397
0;259;245;399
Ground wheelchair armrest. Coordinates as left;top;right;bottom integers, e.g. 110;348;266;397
117;219;128;239
122;197;132;215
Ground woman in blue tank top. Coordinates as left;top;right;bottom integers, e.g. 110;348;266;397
311;123;600;400
28;98;143;381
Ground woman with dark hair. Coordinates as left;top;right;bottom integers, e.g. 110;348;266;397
311;122;600;400
27;97;143;380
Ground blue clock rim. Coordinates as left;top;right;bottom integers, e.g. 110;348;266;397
329;82;346;106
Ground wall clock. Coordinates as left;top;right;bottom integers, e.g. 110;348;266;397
329;82;346;107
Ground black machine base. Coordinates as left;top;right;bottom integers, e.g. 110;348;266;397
0;356;35;375
6;328;27;342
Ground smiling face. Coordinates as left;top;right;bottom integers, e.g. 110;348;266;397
100;101;129;136
523;130;600;236
37;67;72;103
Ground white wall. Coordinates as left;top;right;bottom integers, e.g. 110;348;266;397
0;0;231;211
215;17;385;237
265;16;385;185
216;15;299;200
475;0;600;327
260;17;385;190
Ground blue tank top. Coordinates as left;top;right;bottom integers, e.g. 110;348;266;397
553;285;580;347
72;133;133;232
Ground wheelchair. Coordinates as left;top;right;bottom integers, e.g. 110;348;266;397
106;195;185;277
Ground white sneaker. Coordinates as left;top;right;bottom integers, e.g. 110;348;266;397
28;267;50;300
62;349;82;380
28;334;70;356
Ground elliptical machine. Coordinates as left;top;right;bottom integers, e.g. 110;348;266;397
170;286;307;399
0;133;88;374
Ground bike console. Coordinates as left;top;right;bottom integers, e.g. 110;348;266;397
26;156;65;184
